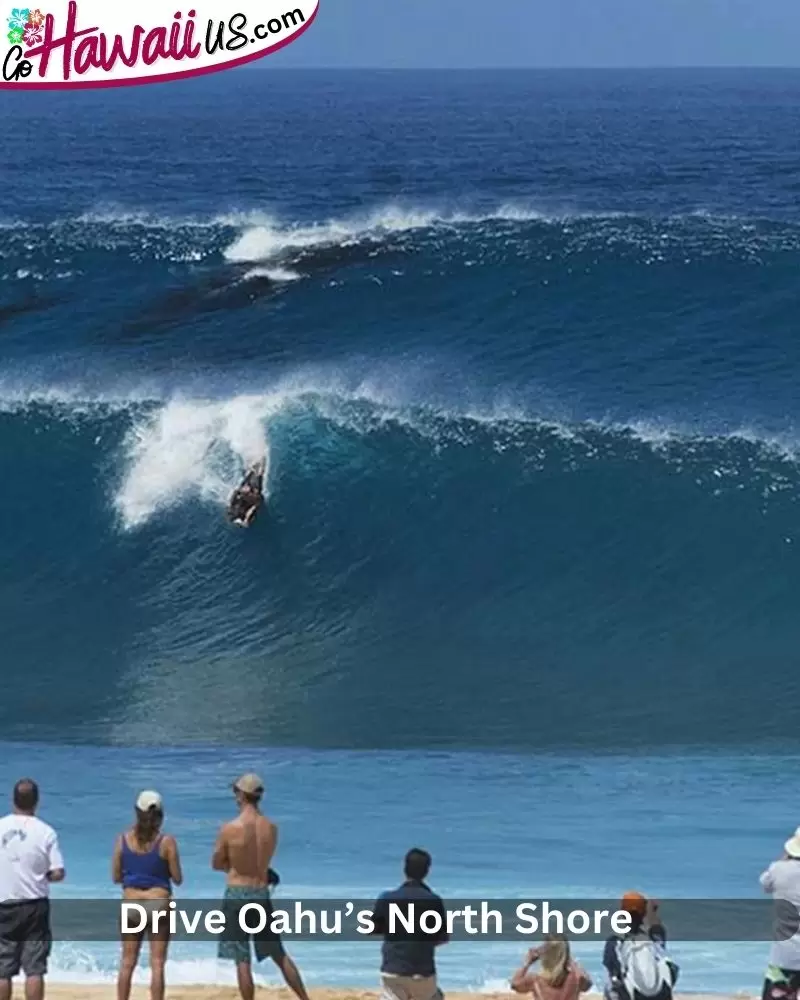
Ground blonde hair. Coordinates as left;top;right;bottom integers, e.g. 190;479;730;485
539;934;570;988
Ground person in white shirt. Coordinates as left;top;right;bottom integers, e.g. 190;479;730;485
760;826;800;1000
0;780;65;1000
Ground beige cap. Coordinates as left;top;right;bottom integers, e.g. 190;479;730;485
136;790;163;812
234;773;264;796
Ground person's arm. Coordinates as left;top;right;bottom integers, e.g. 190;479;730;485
575;963;593;992
244;505;258;525
163;835;183;886
46;830;66;883
603;936;622;982
646;900;667;944
511;948;542;993
761;862;777;894
211;826;229;872
370;895;388;936
111;834;123;885
433;896;449;947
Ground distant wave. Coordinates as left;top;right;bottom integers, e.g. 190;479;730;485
221;203;551;263
3;202;800;280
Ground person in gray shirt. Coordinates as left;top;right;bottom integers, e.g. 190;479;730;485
760;826;800;1000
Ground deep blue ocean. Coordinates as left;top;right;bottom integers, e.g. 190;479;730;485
2;68;800;990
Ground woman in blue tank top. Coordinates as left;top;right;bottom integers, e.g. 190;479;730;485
111;790;183;1000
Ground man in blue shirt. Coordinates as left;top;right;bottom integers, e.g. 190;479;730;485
372;849;448;1000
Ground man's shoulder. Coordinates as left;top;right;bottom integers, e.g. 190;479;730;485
222;814;276;834
762;859;798;888
383;881;442;903
0;814;55;838
30;816;58;842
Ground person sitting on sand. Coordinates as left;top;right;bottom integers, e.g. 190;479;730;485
603;891;677;1000
759;826;800;1000
511;933;592;1000
112;790;182;1000
211;773;310;1000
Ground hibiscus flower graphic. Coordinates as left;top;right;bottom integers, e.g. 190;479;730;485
7;7;30;30
22;21;41;44
26;7;43;26
7;25;23;43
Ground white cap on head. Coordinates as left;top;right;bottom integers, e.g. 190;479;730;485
135;790;163;812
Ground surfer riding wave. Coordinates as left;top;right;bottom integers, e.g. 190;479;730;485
227;460;265;527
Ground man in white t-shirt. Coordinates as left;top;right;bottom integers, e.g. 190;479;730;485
0;779;65;1000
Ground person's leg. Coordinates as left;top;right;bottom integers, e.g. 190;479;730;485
116;935;143;1000
408;977;440;1000
20;915;50;1000
23;977;43;1000
218;904;251;1000
235;960;255;1000
147;931;170;1000
0;931;22;1000
763;966;794;1000
380;975;408;1000
272;950;311;1000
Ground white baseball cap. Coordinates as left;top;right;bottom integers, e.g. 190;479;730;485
135;790;163;812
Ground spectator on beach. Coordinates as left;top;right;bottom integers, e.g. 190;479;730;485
112;790;182;1000
0;778;65;1000
211;773;310;1000
760;826;800;1000
603;891;677;1000
372;848;448;1000
511;934;592;1000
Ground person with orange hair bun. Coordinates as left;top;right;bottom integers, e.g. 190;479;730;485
602;891;678;1000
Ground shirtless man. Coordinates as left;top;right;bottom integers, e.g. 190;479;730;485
211;774;310;1000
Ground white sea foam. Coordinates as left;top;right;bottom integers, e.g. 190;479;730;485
46;951;298;987
221;203;549;264
115;395;275;530
243;265;303;282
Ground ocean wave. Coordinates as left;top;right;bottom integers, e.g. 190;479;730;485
221;203;553;263
2;203;800;281
1;375;800;531
116;395;273;529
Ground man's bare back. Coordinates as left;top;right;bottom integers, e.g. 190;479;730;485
214;811;277;888
212;774;310;1000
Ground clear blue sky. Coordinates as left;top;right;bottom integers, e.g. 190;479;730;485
269;0;800;68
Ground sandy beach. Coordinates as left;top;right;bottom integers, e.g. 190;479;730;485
38;989;741;1000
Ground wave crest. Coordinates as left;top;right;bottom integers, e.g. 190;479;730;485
116;396;273;529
